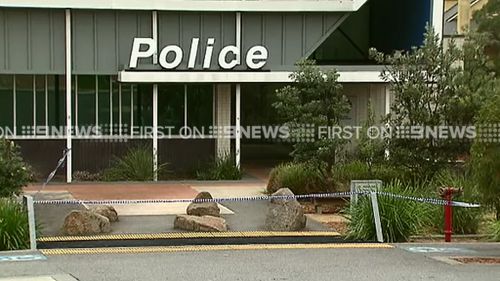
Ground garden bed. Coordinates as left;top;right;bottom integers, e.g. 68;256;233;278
451;257;500;265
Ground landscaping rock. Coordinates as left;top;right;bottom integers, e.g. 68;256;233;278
90;205;119;222
174;215;228;232
265;188;307;231
186;191;220;217
62;210;111;236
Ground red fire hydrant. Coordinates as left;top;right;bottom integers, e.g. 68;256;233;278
439;187;462;242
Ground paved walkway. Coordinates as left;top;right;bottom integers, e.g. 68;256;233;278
1;243;500;281
24;180;270;236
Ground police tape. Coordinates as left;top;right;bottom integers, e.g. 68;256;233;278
32;191;481;208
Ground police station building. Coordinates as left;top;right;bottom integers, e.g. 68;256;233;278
0;0;443;182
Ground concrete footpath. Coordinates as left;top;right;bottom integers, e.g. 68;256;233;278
25;180;332;235
0;243;499;281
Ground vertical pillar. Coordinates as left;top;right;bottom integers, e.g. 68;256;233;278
235;84;241;169
65;9;72;183
152;11;158;64
432;0;444;40
215;84;231;158
23;195;37;250
457;0;470;34
384;85;391;159
370;192;384;243
153;84;158;181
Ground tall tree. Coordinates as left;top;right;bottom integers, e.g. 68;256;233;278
370;26;482;177
273;60;351;179
473;0;500;75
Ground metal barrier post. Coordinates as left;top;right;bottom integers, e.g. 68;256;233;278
444;193;453;242
370;192;384;243
23;195;37;250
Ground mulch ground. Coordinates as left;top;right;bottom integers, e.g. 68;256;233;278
451;257;500;264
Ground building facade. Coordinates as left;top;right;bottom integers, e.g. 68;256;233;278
0;0;443;182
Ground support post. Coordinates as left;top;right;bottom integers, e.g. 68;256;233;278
152;84;158;181
23;195;37;250
65;9;72;183
444;193;453;242
370;192;384;243
235;84;241;169
432;0;444;40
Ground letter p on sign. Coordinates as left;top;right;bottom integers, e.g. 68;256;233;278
129;38;156;68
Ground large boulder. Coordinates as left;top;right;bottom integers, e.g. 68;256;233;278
62;210;111;236
265;188;307;231
174;215;228;232
186;192;220;217
90;205;119;222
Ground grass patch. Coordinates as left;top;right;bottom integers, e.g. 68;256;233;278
0;198;30;251
196;155;242;180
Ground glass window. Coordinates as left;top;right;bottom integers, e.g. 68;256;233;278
0;75;14;134
97;76;110;133
134;84;152;135
187;84;213;130
15;75;34;136
121;84;132;135
77;75;96;128
111;77;120;135
47;75;66;131
158;84;184;133
35;75;46;127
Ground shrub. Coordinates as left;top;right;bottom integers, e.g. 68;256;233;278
273;60;351;179
346;180;434;242
429;170;483;234
471;82;500;219
0;198;30;251
266;162;329;195
489;221;500;242
73;171;102;182
0;139;32;197
196;155;242;180
103;145;167;181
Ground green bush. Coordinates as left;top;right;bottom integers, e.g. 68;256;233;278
103;145;167;181
0;139;32;198
73;171;102;182
346;180;434;242
489;221;500;242
429;170;483;234
0;198;30;251
266;162;329;195
196;155;242;180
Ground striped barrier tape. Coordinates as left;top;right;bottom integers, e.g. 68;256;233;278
32;191;481;208
375;191;481;208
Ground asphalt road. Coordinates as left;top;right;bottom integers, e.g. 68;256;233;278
1;243;500;281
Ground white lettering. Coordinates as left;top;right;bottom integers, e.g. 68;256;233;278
159;45;183;69
218;45;240;69
246;46;268;69
129;38;156;68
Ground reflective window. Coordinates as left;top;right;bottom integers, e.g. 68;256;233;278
0;75;14;133
97;76;111;132
35;75;46;127
77;75;96;127
15;75;34;135
187;84;213;130
158;84;184;133
47;75;66;130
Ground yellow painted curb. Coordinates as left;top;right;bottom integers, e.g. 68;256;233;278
37;231;341;242
40;243;393;255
